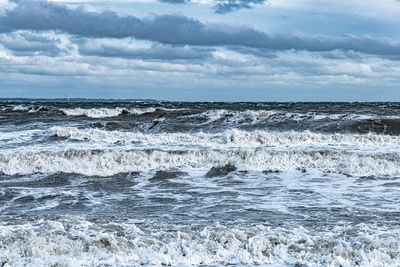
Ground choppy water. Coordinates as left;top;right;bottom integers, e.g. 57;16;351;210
0;100;400;266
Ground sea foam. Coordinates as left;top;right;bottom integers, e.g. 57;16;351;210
1;146;399;177
1;126;399;177
192;109;400;125
50;126;400;152
60;107;165;118
0;217;398;266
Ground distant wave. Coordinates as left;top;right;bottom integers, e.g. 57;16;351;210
190;109;400;125
4;105;400;135
7;105;52;113
60;107;161;118
5;104;400;122
0;105;174;118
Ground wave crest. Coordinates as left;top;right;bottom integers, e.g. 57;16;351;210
50;126;400;151
1;147;399;177
194;109;394;125
60;107;160;118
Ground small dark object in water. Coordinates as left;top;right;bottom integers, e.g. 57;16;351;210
149;113;166;129
121;109;130;115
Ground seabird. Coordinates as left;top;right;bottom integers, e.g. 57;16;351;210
149;113;166;129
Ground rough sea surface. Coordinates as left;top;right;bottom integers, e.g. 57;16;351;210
0;100;399;266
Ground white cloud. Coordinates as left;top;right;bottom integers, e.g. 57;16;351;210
1;30;399;91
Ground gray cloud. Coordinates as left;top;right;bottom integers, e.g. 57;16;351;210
1;0;400;59
0;31;62;56
226;46;278;58
158;0;267;13
214;0;267;14
77;40;214;61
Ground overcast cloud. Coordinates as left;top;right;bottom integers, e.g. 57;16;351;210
1;0;400;58
0;0;400;100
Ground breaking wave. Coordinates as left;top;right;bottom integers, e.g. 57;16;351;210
193;109;400;124
0;105;168;118
1;146;399;177
60;107;162;118
50;126;400;152
0;126;398;177
0;217;398;266
8;105;51;113
4;103;400;135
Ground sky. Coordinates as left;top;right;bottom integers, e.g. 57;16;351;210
0;0;400;101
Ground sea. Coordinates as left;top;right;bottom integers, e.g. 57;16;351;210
0;100;399;266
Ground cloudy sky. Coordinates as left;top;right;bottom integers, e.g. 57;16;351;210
1;0;400;101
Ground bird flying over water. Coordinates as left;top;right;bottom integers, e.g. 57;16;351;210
149;113;166;129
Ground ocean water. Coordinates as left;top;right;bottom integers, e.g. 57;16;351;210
0;100;400;266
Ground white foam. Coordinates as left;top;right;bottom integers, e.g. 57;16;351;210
187;109;279;124
11;105;29;111
61;108;126;118
0;217;398;266
9;105;48;113
1;146;400;177
0;129;44;145
193;109;400;125
50;126;400;152
0;127;398;176
60;107;161;118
